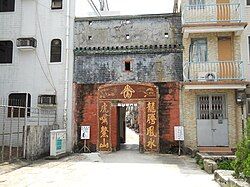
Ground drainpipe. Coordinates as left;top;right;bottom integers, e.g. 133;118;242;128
63;0;71;129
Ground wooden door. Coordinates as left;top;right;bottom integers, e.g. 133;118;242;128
218;37;235;79
217;0;230;22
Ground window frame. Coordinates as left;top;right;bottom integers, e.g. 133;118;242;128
51;0;62;10
0;40;13;64
0;0;15;12
8;93;31;118
50;39;62;63
247;0;250;6
123;59;133;72
188;0;205;9
189;38;208;63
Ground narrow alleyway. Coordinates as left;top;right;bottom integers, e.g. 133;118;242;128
0;145;219;187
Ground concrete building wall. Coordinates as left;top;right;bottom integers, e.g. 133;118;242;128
74;14;183;85
74;14;182;47
25;124;58;160
0;0;75;151
181;89;242;149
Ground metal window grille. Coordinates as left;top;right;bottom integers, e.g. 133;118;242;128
197;95;226;119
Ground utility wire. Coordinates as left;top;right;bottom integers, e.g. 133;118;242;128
105;0;109;11
35;52;57;91
88;0;102;16
35;0;57;92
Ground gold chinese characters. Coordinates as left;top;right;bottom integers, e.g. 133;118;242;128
120;85;135;99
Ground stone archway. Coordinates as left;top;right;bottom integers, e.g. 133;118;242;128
97;83;159;152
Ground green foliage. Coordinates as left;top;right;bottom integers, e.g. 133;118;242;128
217;160;233;170
195;156;204;170
232;118;250;181
198;159;204;170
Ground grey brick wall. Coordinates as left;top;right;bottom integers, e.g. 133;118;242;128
74;13;183;84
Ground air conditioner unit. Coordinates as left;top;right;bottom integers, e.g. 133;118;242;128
198;72;217;82
17;37;37;50
50;129;66;156
38;95;56;107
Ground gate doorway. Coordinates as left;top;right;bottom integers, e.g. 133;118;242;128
197;95;229;147
97;83;159;152
117;104;139;151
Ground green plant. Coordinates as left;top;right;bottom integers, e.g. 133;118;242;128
194;155;204;169
232;118;250;182
198;159;204;170
217;160;233;170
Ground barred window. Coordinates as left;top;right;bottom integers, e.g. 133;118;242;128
8;93;31;118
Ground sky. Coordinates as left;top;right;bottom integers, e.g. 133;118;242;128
75;0;175;17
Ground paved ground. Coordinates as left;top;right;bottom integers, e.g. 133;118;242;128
0;128;220;187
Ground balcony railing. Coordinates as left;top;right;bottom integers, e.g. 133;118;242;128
183;61;244;81
182;3;241;24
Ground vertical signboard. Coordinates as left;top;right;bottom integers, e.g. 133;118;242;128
145;100;158;151
98;101;111;151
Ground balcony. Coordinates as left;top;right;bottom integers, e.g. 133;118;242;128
182;3;247;38
183;61;244;82
182;3;242;24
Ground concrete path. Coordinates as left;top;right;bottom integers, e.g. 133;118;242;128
0;145;220;187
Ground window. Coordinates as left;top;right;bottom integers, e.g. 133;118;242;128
88;36;92;40
189;0;204;5
247;0;250;6
38;95;56;105
0;0;15;12
50;39;61;62
8;93;31;118
126;34;130;40
51;0;62;9
189;38;207;62
164;33;169;38
0;41;13;64
125;61;131;71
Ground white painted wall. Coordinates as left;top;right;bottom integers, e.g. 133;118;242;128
0;0;75;151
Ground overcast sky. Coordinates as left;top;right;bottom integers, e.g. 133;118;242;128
75;0;175;17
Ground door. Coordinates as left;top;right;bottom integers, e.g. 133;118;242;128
218;37;235;79
217;0;230;22
197;95;229;146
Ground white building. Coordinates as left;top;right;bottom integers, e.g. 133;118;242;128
0;0;75;151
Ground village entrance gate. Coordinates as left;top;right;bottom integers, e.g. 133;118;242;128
97;83;159;152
